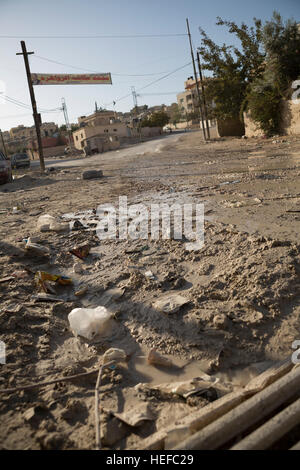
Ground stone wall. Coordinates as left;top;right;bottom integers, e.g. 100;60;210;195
244;100;300;137
29;145;66;160
280;100;300;135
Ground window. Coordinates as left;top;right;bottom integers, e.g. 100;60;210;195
113;129;117;132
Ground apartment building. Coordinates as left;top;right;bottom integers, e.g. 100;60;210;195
73;111;131;150
9;122;57;142
78;110;116;127
176;76;202;115
40;122;58;137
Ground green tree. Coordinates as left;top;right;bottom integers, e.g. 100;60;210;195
167;103;182;126
244;12;300;135
262;12;300;89
198;16;264;120
141;111;169;128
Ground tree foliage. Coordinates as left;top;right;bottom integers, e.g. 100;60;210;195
198;11;300;134
141;111;169;128
198;16;264;119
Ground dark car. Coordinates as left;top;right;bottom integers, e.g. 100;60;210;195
0;151;12;184
11;153;31;169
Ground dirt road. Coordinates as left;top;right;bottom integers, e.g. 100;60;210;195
0;131;299;449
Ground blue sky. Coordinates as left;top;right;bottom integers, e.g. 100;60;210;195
0;0;299;131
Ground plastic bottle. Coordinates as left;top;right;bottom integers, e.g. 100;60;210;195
68;306;112;340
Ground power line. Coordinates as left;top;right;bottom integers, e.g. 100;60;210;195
135;62;191;93
139;92;181;96
0;112;33;119
31;55;179;77
3;94;62;113
0;33;187;39
105;62;191;107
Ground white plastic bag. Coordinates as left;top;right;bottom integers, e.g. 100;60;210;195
37;214;69;232
37;214;56;232
68;306;112;340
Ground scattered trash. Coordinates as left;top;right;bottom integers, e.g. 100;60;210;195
25;238;50;257
37;214;69;232
145;270;155;280
12;206;21;214
69;243;90;260
137;375;221;399
103;348;127;364
12;270;31;280
114;403;155;427
0;276;14;284
153;293;189;314
70;219;85;231
147;349;174;367
32;293;64;302
37;214;56;232
82;170;103;180
48;221;69;232
35;271;72;293
74;286;88;297
22;236;40;244
73;262;83;274
68;306;113;340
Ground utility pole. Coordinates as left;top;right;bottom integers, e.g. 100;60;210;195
131;86;141;141
196;50;210;139
112;100;117;119
186;18;206;140
0;129;7;157
62;98;73;148
16;41;45;171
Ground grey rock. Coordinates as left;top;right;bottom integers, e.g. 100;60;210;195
82;170;103;180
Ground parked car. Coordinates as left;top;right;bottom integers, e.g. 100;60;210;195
0;151;12;184
11;153;31;169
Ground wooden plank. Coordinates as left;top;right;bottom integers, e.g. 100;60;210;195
231;397;300;450
172;365;300;450
290;440;300;450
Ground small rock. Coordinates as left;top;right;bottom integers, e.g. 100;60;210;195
153;293;189;314
38;432;67;450
73;262;83;274
213;314;228;329
82;170;103;180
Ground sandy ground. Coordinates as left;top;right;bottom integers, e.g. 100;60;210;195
0;130;299;449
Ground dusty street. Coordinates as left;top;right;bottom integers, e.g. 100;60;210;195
0;130;299;449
